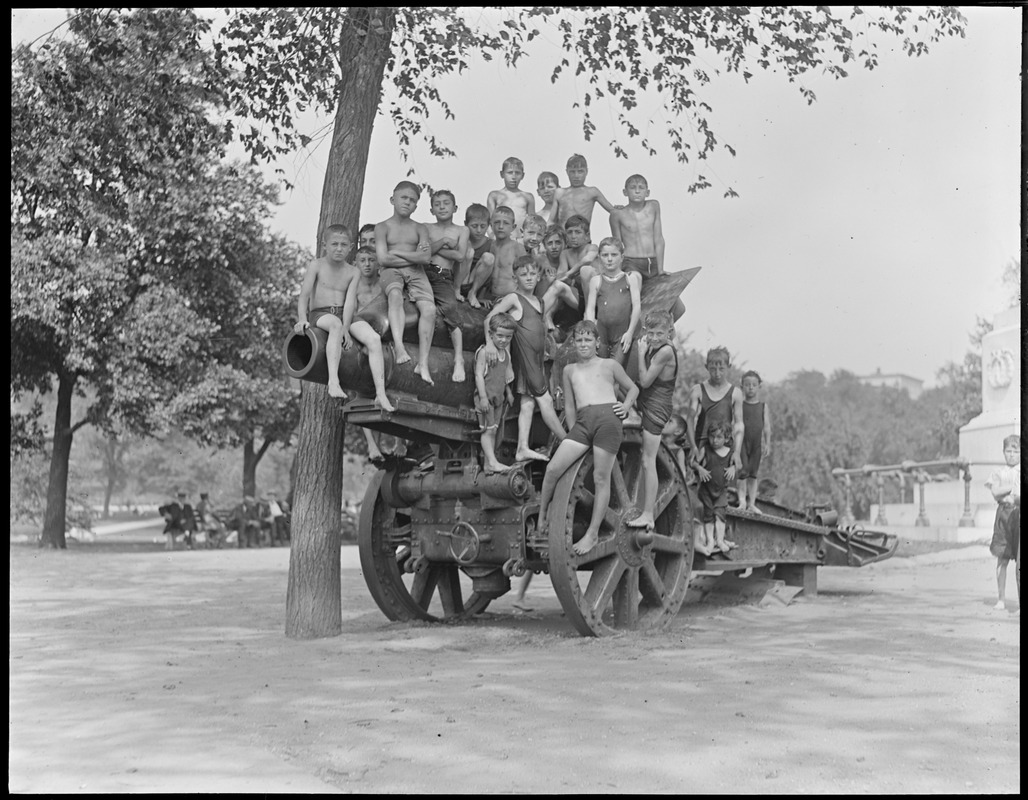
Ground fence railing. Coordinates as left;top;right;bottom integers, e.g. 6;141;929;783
831;458;1004;528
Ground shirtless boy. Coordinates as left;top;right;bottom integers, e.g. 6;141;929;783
521;214;547;256
687;346;744;479
554;154;619;230
609;174;665;280
457;203;493;302
374;181;436;384
426;189;470;382
558;215;600;294
537;320;639;555
467;206;527;309
484;257;566;463
536;171;564;226
357;223;376;252
294;224;358;398
487;157;535;238
340;246;395;412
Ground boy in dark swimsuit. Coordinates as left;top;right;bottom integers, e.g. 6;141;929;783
474;312;517;475
484;256;565;463
628;310;678;529
584;236;642;366
695;420;736;555
736;370;772;513
537;320;639;556
687;346;744;478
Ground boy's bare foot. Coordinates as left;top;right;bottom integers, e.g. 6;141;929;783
717;539;736;551
572;529;599;555
512;600;533;613
627;513;655;528
484;462;513;475
328;384;346;399
993;600;1006;611
467;292;481;309
515;447;549;463
414;364;434;385
375;394;396;413
695;539;714;556
451;362;466;382
393;344;412;365
746;504;762;515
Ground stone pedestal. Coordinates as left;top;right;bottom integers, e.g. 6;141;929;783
959;307;1021;464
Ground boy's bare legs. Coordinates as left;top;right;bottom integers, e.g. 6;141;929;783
450;327;465;382
995;559;1009;609
714;516;735;551
516;396;549;462
573;446;616;555
694;524;712;556
628;430;660;527
349;320;396;412
480;427;510;474
535;393;566;442
315;315;347;398
413;299;436;384
385;288;411;365
537;439;589;534
364;428;383;460
746;478;762;512
466;253;495;309
513;573;533;611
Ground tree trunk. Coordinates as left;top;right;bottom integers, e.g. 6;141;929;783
243;438;258;498
40;371;76;549
286;9;396;639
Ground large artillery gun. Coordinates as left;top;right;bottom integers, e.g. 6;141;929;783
283;269;896;636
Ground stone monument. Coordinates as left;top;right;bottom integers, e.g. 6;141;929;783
959;306;1021;464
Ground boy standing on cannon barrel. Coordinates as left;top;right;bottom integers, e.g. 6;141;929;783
294;224;358;399
375;181;437;384
555;153;619;230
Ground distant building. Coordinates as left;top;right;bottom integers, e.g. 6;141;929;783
857;368;924;399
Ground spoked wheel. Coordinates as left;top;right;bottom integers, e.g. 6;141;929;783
546;429;694;636
357;471;498;622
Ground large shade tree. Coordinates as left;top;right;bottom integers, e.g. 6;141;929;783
216;6;966;637
11;9;304;546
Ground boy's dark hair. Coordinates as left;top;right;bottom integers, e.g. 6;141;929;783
564;214;590;233
513;255;538;273
668;414;687;434
643;310;674;330
706;346;730;366
393;180;421;196
356;245;376;257
567;153;588;169
537;171;561;187
522;214;547;233
1002;434;1021;449
625;173;649;188
358;223;375;238
710;420;734;441
741;370;762;385
430;188;456;206
493;205;516;221
324;223;352;240
465;203;490;223
501;156;524;172
542;225;566;244
572;319;599;339
489;311;517;334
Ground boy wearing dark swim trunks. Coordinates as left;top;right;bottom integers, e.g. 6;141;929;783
695;421;736;555
484;257;566;463
294;224;358;399
537;320;639;556
341;246;395;413
585;236;642;366
628;311;678;529
474;313;517;475
736;370;772;513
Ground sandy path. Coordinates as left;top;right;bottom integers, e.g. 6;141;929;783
9;544;1019;793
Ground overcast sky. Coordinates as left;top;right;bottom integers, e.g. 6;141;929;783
12;7;1021;385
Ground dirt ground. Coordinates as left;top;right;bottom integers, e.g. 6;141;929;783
9;540;1020;794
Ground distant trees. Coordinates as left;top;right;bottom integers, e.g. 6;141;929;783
11;9;305;546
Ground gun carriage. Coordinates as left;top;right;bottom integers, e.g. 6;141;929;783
283;270;896;636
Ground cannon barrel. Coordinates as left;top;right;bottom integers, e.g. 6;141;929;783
282;268;701;409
